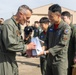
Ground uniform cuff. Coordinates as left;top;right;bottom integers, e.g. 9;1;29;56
49;48;55;56
23;45;27;53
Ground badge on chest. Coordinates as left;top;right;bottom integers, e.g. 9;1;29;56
16;30;21;36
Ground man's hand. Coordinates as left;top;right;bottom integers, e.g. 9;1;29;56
27;42;36;50
42;46;45;51
26;50;32;57
74;56;76;63
37;50;49;56
25;42;36;57
38;50;44;56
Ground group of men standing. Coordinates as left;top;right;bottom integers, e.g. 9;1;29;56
0;3;76;75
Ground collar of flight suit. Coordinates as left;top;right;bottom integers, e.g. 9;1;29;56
54;20;65;30
51;20;64;30
11;16;21;30
70;22;73;28
11;16;18;25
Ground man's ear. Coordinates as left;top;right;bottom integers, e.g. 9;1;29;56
58;14;61;17
69;17;71;20
18;12;23;18
19;12;23;16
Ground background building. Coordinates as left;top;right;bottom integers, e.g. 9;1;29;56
30;3;76;25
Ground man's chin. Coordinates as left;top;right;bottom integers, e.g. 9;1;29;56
20;22;25;25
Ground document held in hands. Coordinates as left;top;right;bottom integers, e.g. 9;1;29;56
31;37;42;56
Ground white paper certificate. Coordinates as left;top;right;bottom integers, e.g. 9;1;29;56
31;37;42;56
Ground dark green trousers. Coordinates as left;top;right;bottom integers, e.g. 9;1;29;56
45;63;67;75
40;56;47;75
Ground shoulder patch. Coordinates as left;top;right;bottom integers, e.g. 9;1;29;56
64;29;69;34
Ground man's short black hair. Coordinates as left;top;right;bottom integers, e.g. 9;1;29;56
39;17;50;23
61;11;71;18
34;21;39;23
49;4;61;14
24;26;33;36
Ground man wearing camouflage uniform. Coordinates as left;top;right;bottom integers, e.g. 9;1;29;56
39;17;49;75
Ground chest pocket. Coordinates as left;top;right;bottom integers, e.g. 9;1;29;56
49;28;54;36
40;35;44;40
56;30;62;38
16;30;21;37
54;29;63;45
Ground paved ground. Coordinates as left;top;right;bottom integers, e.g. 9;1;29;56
16;53;41;75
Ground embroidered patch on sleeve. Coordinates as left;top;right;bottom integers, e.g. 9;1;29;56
62;35;68;41
64;29;69;34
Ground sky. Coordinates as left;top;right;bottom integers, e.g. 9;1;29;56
0;0;76;20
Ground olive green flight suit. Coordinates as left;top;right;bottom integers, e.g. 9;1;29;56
45;20;71;75
0;16;26;75
68;23;76;75
39;31;47;75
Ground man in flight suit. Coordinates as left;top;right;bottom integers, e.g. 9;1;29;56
39;17;50;75
38;4;71;75
33;21;42;37
61;11;76;75
0;5;36;75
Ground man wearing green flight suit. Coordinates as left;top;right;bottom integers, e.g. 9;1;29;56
61;11;76;75
0;5;36;75
39;17;50;75
38;4;71;75
33;21;42;37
